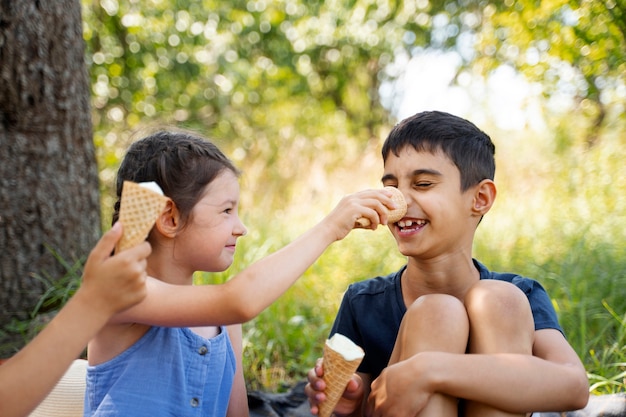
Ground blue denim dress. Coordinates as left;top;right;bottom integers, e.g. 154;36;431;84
84;326;236;416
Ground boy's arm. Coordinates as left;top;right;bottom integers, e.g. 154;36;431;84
113;189;399;327
367;328;589;415
0;224;149;417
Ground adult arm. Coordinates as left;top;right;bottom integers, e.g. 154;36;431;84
0;224;149;417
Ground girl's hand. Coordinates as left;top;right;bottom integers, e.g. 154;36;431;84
323;189;399;241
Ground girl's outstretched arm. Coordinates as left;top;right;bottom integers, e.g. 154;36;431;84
116;189;398;327
0;224;150;417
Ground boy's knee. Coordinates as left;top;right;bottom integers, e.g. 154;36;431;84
409;293;464;314
406;293;469;332
465;280;534;353
399;294;469;354
465;280;532;320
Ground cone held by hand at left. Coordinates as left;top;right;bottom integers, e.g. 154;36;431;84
115;181;169;253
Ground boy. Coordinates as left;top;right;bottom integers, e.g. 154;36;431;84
305;111;589;416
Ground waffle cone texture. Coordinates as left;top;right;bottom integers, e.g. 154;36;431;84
115;181;169;253
355;186;407;228
318;337;364;417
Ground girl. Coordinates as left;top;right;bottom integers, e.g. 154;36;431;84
85;130;398;416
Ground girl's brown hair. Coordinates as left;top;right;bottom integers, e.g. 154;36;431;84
112;130;239;228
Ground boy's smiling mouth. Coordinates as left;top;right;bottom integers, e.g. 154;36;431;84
396;219;427;232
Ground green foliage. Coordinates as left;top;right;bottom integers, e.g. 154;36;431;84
1;249;85;356
0;319;31;354
520;245;626;395
29;247;84;317
82;0;463;227
585;300;626;394
468;0;626;145
83;0;626;229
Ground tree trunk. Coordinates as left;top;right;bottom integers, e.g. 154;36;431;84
0;0;99;354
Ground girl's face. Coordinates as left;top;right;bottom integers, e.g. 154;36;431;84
382;146;478;260
173;169;247;274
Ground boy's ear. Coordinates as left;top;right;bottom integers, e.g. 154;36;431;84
154;199;180;238
471;179;496;216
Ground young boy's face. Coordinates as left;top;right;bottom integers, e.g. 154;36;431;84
382;146;480;260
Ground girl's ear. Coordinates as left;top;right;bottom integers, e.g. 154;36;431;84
154;199;180;238
471;179;496;217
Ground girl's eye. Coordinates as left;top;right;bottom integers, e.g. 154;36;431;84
415;182;432;188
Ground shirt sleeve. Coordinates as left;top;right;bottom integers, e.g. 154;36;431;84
512;275;564;335
329;285;364;348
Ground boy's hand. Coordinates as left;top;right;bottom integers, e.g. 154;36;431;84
78;222;150;316
323;189;400;241
305;358;364;416
366;359;431;417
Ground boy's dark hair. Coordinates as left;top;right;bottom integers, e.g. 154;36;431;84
381;111;495;191
113;130;239;227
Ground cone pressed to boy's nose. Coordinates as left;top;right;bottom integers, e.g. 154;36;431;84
355;186;407;228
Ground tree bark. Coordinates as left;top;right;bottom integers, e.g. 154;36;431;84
0;0;99;354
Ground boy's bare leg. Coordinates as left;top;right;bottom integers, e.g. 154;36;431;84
388;294;470;417
464;280;535;417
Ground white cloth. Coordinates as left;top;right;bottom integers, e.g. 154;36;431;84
29;359;87;417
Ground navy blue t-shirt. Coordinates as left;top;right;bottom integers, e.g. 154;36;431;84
329;259;562;379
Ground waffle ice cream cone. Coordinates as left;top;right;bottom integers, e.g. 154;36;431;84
115;181;169;253
318;334;365;417
355;186;407;228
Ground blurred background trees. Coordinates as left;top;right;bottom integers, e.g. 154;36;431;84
470;0;625;148
82;0;624;219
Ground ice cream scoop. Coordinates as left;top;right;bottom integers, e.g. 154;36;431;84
318;333;365;417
